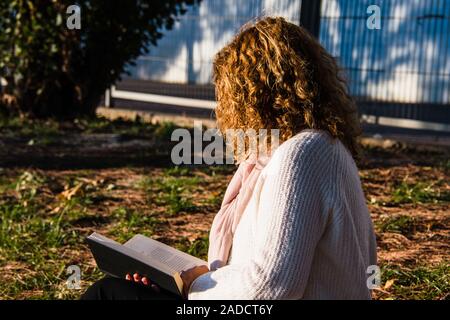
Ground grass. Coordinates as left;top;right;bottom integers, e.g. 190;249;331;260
0;115;184;144
175;236;210;261
0;117;61;141
0;184;87;299
139;167;202;215
0;115;449;300
379;263;450;300
391;180;448;204
0;164;129;298
3;161;447;299
0;163;227;299
108;207;162;243
375;215;417;235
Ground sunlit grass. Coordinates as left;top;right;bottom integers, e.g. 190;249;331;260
108;207;162;243
380;263;450;300
391;180;448;204
174;236;209;261
139;168;201;215
0;164;225;299
0;116;448;300
375;215;417;236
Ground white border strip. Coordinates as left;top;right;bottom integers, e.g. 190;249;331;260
111;86;216;109
361;114;450;132
110;88;450;132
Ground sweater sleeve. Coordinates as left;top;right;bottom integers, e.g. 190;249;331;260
188;132;336;300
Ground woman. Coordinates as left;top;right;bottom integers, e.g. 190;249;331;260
82;17;377;300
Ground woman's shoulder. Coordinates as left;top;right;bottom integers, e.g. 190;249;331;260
264;128;356;179
271;129;338;162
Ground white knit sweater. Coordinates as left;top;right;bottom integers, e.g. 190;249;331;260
188;129;377;300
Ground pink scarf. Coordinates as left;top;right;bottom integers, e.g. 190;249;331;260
208;154;271;270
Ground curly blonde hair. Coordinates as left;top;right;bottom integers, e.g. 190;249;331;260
213;17;361;159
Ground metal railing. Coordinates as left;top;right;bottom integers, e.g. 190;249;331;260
106;0;450;132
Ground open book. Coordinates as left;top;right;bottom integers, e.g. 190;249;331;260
86;232;207;296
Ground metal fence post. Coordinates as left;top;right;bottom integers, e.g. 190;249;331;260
105;86;113;108
300;0;322;38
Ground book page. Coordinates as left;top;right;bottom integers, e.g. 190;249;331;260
87;232;184;295
124;235;207;273
87;232;173;275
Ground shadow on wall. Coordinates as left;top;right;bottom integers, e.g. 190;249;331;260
320;0;450;105
125;0;449;106
125;0;301;84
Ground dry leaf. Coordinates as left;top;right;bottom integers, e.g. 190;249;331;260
384;279;396;290
60;182;84;200
50;206;62;214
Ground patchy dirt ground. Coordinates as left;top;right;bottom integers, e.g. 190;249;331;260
0;118;449;299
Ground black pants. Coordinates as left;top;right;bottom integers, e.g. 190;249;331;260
80;277;182;300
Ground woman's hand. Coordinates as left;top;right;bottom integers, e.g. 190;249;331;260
125;273;160;292
180;265;209;299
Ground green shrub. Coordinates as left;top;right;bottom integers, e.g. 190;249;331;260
0;0;199;118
